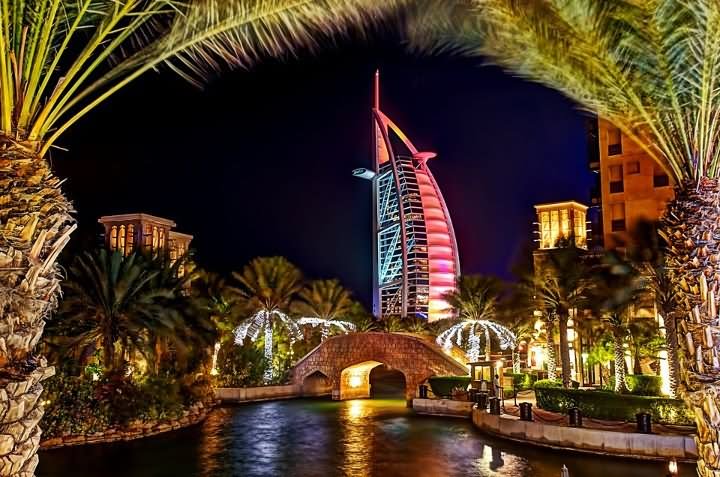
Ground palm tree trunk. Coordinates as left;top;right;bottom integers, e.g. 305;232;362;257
662;178;720;477
263;322;274;383
633;345;642;375
613;332;628;393
558;317;571;387
0;140;74;477
664;313;680;398
545;318;557;381
512;349;521;373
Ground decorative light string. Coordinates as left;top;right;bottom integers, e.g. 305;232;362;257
437;319;517;362
234;311;356;383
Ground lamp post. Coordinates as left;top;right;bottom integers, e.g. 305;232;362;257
667;458;678;477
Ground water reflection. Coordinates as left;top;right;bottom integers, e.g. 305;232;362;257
37;399;693;477
340;400;373;476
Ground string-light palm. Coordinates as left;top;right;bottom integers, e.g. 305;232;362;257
293;279;358;340
232;257;303;382
437;320;516;362
439;275;515;361
234;310;303;382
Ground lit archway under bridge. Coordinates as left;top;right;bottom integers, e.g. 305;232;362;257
291;332;468;402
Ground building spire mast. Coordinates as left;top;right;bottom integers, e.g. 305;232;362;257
374;69;380;110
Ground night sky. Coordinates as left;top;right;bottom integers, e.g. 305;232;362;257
53;29;594;308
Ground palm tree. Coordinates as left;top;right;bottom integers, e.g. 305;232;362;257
193;271;239;376
0;1;401;473
409;2;720;473
232;256;303;382
590;251;645;393
530;248;589;387
438;276;516;361
540;312;558;381
293;279;356;340
50;249;212;374
627;219;681;396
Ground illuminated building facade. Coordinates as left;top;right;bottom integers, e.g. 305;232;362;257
588;118;674;249
354;72;459;322
98;213;193;275
534;201;588;250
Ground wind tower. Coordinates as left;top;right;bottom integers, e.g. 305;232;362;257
353;71;460;322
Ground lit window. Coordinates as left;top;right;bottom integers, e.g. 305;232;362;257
152;226;159;250
573;209;587;248
560;209;570;240
109;226;118;251
126;225;135;253
159;228;165;249
118;225;126;253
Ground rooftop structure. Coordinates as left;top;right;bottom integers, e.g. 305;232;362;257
98;213;193;274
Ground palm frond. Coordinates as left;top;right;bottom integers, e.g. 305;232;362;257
0;0;404;154
408;0;720;183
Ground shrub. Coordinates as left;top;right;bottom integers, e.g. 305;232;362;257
504;372;538;391
534;386;694;426
534;379;562;389
626;375;662;396
428;376;471;398
42;370;204;439
216;342;267;387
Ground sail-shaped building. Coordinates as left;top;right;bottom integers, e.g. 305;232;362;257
353;72;460;322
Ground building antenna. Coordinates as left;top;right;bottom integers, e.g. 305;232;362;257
374;69;380;110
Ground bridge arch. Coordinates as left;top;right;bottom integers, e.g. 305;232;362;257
291;332;468;402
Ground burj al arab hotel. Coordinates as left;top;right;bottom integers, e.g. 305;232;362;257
353;72;460;322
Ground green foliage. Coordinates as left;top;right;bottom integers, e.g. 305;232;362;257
381;316;405;333
534;378;563;389
504;372;536;390
215;342;267;388
534;387;693;426
586;338;614;367
409;1;720;183
428;376;471;398
42;369;209;439
442;275;500;321
626;375;663;397
48;249;216;375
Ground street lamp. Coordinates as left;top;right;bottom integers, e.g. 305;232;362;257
667;458;678;476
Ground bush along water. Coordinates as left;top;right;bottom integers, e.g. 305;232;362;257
42;368;214;439
428;376;472;398
533;380;693;426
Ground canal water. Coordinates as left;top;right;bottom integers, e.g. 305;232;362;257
37;398;693;477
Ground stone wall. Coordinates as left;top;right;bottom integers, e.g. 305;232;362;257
472;408;697;461
216;385;301;402
40;401;212;450
413;398;474;418
215;382;332;403
292;332;468;401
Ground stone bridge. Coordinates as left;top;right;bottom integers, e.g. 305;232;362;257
291;332;468;402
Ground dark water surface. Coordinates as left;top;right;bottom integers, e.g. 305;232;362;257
38;398;693;477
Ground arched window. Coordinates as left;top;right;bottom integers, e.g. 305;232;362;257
118;225;126;253
143;224;151;248
152;226;159;250
109;226;118;251
126;224;135;253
